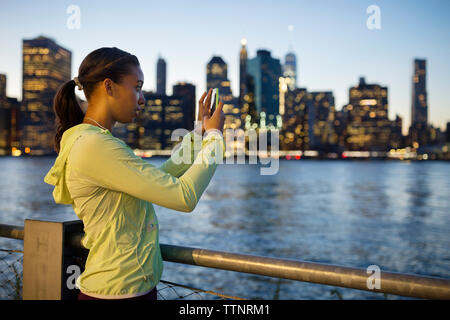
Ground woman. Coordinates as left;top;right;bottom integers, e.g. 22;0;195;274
44;47;225;300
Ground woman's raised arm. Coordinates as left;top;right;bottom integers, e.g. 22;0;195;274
68;129;224;212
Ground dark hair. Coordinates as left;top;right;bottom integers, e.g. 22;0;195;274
53;47;140;153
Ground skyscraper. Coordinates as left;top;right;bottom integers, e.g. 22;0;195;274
139;91;164;150
345;77;392;151
283;52;297;90
0;74;10;154
333;109;348;149
21;36;71;155
238;39;260;130
390;115;404;149
156;56;166;95
247;49;282;128
410;59;428;147
0;74;20;155
446;122;450;143
206;56;228;91
244;73;258;129
173;82;196;130
239;38;248;110
139;91;192;150
206;56;240;130
0;74;6;103
280;88;310;150
308;91;335;149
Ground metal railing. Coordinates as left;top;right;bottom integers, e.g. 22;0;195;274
0;224;24;240
0;249;238;300
1;222;450;300
0;223;240;300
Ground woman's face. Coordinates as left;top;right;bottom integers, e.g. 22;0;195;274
109;64;145;123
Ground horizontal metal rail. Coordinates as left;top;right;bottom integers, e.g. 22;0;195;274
0;224;24;240
1;223;450;299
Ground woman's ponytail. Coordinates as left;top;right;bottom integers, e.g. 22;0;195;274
53;79;85;154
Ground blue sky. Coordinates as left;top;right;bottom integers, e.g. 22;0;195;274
1;0;449;134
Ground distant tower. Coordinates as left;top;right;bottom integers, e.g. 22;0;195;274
307;91;335;148
283;52;297;91
206;56;228;91
410;59;428;147
156;56;166;95
173;82;196;130
446;122;450;143
247;49;282;128
0;74;6;103
22;35;71;155
239;38;248;108
345;77;391;151
284;25;297;90
0;74;9;154
206;55;240;130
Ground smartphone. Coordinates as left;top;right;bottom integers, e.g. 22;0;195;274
211;88;219;114
194;88;219;129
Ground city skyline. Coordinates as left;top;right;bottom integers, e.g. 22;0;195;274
0;34;441;139
0;35;448;158
1;0;450;135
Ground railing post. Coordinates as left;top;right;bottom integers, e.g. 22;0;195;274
22;219;86;300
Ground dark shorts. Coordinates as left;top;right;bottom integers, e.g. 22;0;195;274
78;287;157;300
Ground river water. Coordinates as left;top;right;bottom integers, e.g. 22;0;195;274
0;157;449;299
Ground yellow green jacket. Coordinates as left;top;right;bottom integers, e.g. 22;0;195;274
44;123;224;298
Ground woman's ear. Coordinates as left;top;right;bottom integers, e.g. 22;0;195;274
103;78;114;96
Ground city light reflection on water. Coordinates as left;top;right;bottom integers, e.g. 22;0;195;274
0;157;449;299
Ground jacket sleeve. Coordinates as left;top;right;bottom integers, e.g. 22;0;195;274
67;130;225;212
158;130;203;178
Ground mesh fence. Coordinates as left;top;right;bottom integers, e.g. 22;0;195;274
0;248;243;300
157;280;244;300
0;249;23;300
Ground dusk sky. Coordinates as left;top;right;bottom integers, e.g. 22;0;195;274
1;0;449;134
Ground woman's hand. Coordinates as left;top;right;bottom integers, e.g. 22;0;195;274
197;88;225;134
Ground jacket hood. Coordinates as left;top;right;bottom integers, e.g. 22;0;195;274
44;123;110;205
